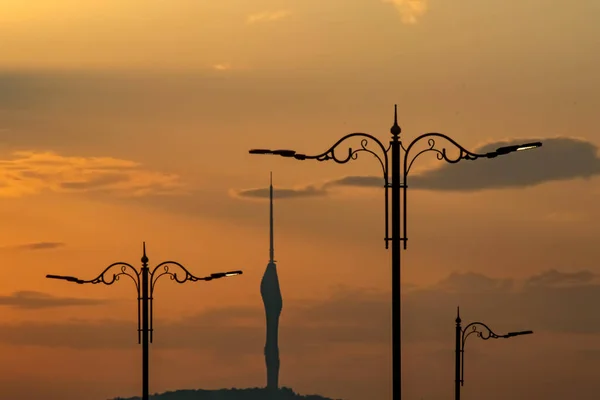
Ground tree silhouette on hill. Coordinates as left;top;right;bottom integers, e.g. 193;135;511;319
111;386;341;400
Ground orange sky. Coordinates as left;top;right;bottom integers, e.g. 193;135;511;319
1;1;600;399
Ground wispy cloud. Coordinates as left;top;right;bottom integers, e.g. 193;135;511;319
542;211;586;223
0;151;185;198
2;269;600;347
234;137;599;198
246;10;291;24
0;291;109;309
524;269;597;288
383;0;428;24
0;242;65;251
212;63;232;71
231;184;326;200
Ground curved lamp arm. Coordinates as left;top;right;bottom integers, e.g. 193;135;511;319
459;322;532;387
147;261;242;342
46;262;142;344
151;262;243;297
148;261;206;344
401;133;496;250
403;133;494;176
150;261;243;294
459;322;502;387
47;262;141;292
462;322;503;347
251;132;391;247
150;261;214;291
293;132;390;177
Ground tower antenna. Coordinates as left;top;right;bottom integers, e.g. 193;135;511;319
269;172;275;263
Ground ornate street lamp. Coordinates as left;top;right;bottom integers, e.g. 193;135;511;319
46;242;243;400
455;307;533;400
249;105;541;399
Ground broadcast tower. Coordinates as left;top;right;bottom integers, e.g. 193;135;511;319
260;172;283;395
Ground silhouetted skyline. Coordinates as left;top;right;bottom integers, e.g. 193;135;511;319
111;386;340;400
1;1;599;399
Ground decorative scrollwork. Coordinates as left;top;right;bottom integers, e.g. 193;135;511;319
85;262;140;292
462;322;501;349
303;133;390;179
299;132;392;249
150;261;208;295
460;321;503;387
403;133;488;176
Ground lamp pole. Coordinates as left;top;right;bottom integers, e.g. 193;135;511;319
46;242;243;400
248;105;542;400
455;307;533;400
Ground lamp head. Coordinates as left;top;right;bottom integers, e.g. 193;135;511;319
271;149;297;157
515;142;542;151
249;149;273;155
506;330;534;338
46;274;83;284
495;141;542;156
249;148;307;160
210;270;243;279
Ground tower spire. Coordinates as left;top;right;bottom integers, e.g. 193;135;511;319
391;104;401;137
269;172;275;263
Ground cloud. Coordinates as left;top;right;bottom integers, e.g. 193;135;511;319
524;269;597;288
325;175;382;188
5;271;600;400
0;241;65;251
257;137;599;194
0;150;185;198
3;269;600;350
542;211;586;223
435;271;514;293
0;287;388;351
231;184;327;200
404;137;600;191
246;10;291;24
403;269;600;340
0;291;109;309
212;63;232;71
383;0;428;24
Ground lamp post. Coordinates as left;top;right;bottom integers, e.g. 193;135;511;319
248;105;542;400
46;242;243;400
455;307;533;400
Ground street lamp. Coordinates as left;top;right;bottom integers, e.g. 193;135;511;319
46;242;243;400
455;307;533;400
248;105;541;400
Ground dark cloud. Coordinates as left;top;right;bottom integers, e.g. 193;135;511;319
325;176;383;188
0;287;390;352
435;271;514;293
233;185;327;200
525;269;596;287
403;269;600;340
59;173;131;190
2;269;600;352
275;137;599;194
0;291;109;309
407;137;600;191
0;242;65;251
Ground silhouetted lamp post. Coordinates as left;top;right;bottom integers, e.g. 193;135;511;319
456;307;533;400
46;242;243;400
248;105;542;400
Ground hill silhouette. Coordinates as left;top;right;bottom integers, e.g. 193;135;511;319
111;387;341;400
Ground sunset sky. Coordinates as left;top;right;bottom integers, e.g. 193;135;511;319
1;1;600;399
